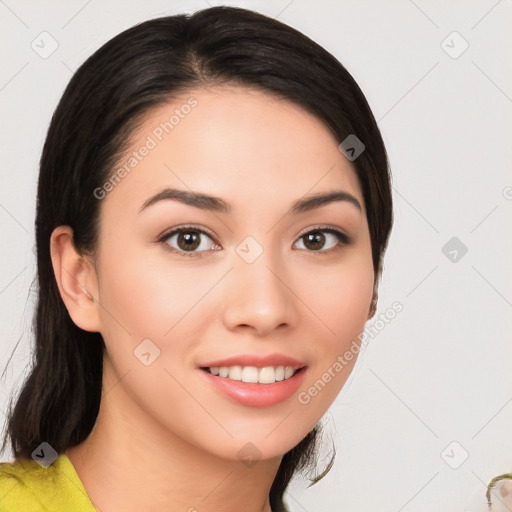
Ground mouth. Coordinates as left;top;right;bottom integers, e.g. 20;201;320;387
200;365;304;385
198;365;308;408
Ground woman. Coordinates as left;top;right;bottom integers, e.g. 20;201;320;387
0;6;393;511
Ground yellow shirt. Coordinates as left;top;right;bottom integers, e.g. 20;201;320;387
0;454;97;512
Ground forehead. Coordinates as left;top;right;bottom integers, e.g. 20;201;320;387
104;86;364;215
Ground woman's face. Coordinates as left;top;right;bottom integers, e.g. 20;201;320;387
89;86;374;461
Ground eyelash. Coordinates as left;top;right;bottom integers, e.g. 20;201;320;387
156;224;352;258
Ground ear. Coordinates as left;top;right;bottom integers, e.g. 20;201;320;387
367;290;378;320
50;225;101;332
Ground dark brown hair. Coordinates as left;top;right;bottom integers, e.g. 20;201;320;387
1;6;393;511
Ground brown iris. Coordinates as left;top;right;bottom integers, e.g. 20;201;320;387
303;231;326;251
177;231;201;251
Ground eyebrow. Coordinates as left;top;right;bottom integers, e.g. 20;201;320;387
138;187;362;215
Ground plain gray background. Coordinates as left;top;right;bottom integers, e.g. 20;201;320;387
1;1;511;511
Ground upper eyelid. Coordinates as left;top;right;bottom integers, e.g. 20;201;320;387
158;224;217;243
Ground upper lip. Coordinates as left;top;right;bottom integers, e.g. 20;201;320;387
199;353;306;370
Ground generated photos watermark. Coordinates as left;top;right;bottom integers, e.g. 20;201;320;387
298;300;403;405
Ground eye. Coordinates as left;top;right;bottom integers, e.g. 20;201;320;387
157;225;220;257
156;225;352;258
293;228;352;254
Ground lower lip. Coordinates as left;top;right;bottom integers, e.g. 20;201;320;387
199;367;307;408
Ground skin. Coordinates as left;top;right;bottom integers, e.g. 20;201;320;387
50;86;376;512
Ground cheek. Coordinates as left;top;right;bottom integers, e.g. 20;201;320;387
96;241;218;361
308;253;374;342
98;238;191;323
298;251;374;414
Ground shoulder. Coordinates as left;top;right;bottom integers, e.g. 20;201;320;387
0;456;47;511
0;454;97;512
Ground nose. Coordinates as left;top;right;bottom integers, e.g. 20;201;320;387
221;249;297;336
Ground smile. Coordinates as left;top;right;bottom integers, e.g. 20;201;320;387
201;365;299;384
199;366;308;408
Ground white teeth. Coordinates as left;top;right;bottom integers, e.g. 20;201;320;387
284;366;294;379
275;366;285;381
241;366;259;383
228;365;242;381
205;365;299;384
258;366;276;384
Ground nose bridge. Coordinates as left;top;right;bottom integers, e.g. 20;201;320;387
222;236;294;333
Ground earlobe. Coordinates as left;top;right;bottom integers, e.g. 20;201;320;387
50;225;101;332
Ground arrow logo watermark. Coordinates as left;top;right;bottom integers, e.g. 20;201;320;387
338;134;365;161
